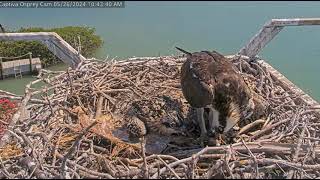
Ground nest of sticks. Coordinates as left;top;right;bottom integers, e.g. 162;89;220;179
0;54;319;179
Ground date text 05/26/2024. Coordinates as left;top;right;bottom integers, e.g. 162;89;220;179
0;1;125;8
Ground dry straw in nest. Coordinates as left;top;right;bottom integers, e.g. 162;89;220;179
0;55;319;179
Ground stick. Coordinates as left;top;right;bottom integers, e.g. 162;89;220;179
140;137;149;179
60;120;98;177
238;119;266;135
157;155;181;179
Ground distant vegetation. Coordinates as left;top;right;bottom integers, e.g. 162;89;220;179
0;26;103;66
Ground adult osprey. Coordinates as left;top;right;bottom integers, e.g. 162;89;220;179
176;47;254;145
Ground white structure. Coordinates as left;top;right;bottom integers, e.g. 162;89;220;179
238;18;320;59
0;32;85;68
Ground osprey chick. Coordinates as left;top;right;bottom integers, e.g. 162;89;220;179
177;47;254;145
126;96;185;143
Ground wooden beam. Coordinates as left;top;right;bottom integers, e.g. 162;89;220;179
238;18;320;59
0;57;3;80
270;18;320;27
238;23;283;58
28;52;32;73
0;32;86;68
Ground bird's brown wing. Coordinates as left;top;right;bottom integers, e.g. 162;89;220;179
188;51;217;85
203;50;237;75
202;50;251;107
213;71;252;125
180;51;217;107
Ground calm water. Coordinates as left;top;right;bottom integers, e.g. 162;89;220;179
0;1;320;101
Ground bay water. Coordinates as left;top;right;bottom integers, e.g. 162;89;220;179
0;1;319;101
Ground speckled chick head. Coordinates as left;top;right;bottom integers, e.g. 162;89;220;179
127;116;147;141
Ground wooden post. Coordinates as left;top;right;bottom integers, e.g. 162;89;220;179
238;18;320;59
28;52;32;73
0;57;3;80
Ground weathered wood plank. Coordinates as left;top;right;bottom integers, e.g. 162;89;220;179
0;32;85;68
1;58;42;76
238;18;320;59
0;57;3;80
2;58;41;68
238;24;283;58
270;18;320;26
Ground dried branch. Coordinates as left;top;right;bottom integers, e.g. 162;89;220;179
0;55;319;179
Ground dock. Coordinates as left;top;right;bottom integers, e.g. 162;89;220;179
0;53;42;79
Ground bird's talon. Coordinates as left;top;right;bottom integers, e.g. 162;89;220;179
207;129;216;137
172;130;186;136
197;134;209;147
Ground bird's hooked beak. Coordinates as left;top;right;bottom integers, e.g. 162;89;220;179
175;46;192;57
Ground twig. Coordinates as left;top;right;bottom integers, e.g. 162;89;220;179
287;124;307;179
238;119;266;135
140;137;149;179
241;138;259;178
60;120;98;177
157;155;181;179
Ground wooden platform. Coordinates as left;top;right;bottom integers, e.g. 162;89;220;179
0;58;42;79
